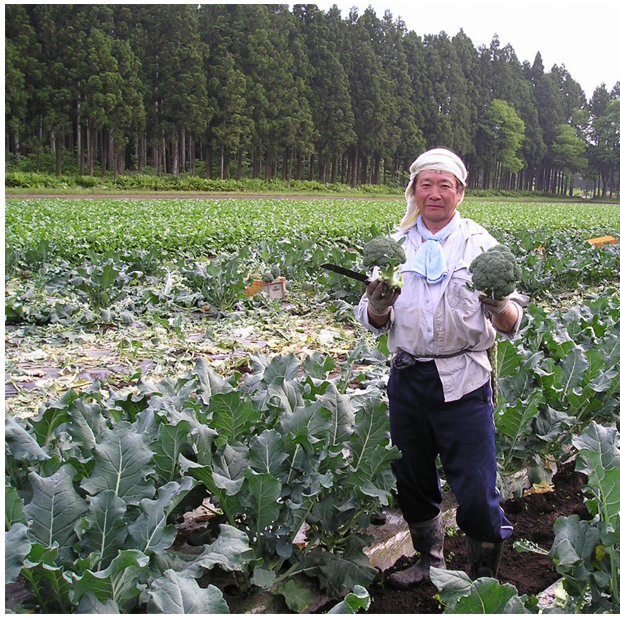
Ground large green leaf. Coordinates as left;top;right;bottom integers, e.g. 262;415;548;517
560;347;590;399
5;415;50;462
65;399;108;455
302;537;377;598
345;398;394;476
601;331;620;364
550;514;600;571
127;478;195;554
152;420;194;483
5;522;31;583
535;405;576;442
430;568;527;613
303;351;336;380
274;579;314;613
243;471;282;534
326;585;371;614
262;352;303;383
246;353;306;414
316;384;355;446
194;523;254;572
501;353;543;404
190;357;234;401
77;592;120;614
266;376;305;415
22;544;73;613
147;570;230;614
573;422;620;520
29;389;80;446
69;549;149;610
209;391;258;443
495;392;542;462
80;421;155;505
248;429;288;477
279;399;333;448
496;339;523;377
5;486;28;529
25;464;89;548
75;490;128;571
212;442;249;494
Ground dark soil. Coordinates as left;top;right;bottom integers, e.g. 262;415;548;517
362;462;591;614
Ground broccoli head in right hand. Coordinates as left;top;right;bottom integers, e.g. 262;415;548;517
363;236;406;288
469;244;521;299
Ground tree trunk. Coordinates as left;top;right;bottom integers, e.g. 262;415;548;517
297;153;303;181
265;146;273;181
180;131;186;173
237;149;244;180
110;131;118;183
282;148;289;182
161;136;166;175
205;144;212;178
78;116;84;176
172;139;179;176
12;116;20;161
190;134;195;176
321;154;328;184
352;143;360;188
100;130;107;177
87;126;93;177
55;132;62;177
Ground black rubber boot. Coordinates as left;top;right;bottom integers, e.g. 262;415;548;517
466;536;504;579
389;514;446;589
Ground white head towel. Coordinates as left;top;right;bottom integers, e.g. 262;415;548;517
400;148;468;232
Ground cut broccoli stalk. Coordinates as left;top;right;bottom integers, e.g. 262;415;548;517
378;265;405;288
363;236;407;289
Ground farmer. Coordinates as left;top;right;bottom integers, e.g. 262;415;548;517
354;148;525;588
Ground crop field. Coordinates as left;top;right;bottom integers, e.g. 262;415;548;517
5;197;620;613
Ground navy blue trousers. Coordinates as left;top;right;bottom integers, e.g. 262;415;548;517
387;360;513;542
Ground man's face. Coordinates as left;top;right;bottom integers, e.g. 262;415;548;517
414;170;464;233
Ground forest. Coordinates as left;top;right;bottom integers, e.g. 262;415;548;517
4;3;620;196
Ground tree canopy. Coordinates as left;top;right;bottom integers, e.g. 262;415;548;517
5;4;619;196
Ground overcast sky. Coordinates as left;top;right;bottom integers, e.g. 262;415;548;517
310;0;619;101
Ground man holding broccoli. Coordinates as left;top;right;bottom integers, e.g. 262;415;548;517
355;148;524;588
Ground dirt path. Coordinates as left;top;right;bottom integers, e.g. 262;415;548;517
6;193;402;200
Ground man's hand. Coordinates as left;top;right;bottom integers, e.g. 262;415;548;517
479;294;510;315
367;279;401;316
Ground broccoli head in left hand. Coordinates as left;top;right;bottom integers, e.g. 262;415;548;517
469;244;522;299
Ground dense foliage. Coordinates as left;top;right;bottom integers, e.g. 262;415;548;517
5;197;620;612
5;4;620;196
5;350;395;613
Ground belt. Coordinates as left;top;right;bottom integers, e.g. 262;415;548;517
391;349;473;369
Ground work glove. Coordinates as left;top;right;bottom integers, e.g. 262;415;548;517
366;279;401;316
479;294;510;315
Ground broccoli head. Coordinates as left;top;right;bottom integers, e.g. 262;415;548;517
260;265;280;282
469;244;522;299
363;236;406;288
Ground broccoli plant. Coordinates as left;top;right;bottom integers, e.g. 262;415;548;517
363;236;406;288
260;265;280;282
469;244;521;299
